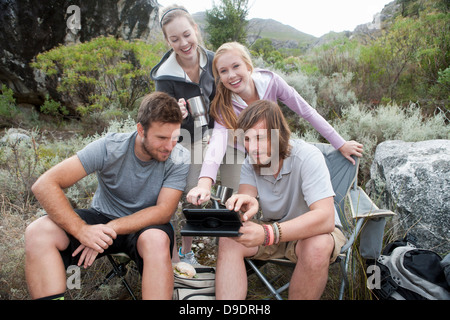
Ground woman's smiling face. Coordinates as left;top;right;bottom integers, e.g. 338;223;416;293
164;16;199;61
215;49;253;97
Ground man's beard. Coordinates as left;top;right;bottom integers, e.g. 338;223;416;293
141;137;170;162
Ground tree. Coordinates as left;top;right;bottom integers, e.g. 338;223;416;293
205;0;249;50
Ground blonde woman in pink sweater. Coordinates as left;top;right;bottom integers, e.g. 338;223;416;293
187;42;363;205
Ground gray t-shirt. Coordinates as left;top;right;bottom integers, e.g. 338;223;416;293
240;139;341;226
77;131;190;219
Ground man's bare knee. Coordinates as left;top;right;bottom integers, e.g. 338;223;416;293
218;237;256;259
296;234;334;269
25;216;68;253
218;237;235;250
218;237;240;255
137;229;170;259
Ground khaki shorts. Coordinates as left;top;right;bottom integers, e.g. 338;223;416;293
250;227;346;264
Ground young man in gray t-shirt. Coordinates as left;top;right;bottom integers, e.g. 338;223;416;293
215;100;346;300
25;92;190;300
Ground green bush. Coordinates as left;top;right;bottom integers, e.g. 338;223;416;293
31;36;166;118
0;85;20;124
302;10;449;110
40;95;69;119
430;67;450;110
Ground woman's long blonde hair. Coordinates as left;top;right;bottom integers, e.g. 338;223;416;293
210;42;254;129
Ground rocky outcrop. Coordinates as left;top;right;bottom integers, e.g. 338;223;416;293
368;140;450;253
350;1;399;43
355;0;399;33
0;0;160;105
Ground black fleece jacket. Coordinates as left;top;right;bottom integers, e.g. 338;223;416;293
150;47;216;143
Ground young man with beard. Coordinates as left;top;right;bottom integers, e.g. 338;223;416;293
25;92;190;300
215;100;346;300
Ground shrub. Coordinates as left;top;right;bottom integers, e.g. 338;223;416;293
31;36;165;118
40;95;69;123
0;85;20;125
275;68;357;119
0;131;40;207
430;67;450;110
327;103;449;184
289;101;448;186
315;72;357;118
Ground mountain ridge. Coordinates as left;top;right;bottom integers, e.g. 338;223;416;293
191;1;397;50
192;11;317;49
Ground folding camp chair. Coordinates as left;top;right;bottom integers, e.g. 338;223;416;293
100;253;137;300
245;143;395;300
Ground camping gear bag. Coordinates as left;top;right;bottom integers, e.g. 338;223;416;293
173;266;216;300
370;235;450;300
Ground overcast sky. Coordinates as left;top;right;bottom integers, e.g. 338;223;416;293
157;0;393;37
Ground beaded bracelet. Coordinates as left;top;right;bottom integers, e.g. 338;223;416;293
275;222;282;243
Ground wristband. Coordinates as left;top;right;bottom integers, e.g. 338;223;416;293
267;223;274;246
262;224;269;246
262;224;274;246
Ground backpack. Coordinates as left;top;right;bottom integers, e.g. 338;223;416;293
369;235;450;300
173;266;216;300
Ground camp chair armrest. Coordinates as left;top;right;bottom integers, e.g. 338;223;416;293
348;187;395;219
355;209;396;219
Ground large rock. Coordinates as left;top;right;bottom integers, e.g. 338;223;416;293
0;0;160;105
368;140;450;253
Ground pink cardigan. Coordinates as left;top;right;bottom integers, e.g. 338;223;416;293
199;69;345;183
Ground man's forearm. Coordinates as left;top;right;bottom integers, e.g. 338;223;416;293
32;175;86;237
107;188;183;235
106;207;172;235
277;197;335;243
31;155;91;238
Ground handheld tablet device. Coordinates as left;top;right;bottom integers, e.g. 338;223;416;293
181;208;242;237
